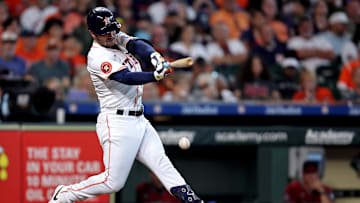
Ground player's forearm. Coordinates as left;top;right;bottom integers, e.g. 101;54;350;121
109;69;156;85
127;39;155;65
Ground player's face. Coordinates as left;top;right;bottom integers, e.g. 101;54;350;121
303;172;319;187
93;32;116;47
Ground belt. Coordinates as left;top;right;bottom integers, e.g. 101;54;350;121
116;107;143;116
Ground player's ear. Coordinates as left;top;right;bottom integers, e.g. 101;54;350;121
89;30;96;39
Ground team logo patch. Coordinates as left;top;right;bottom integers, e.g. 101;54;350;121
101;62;112;74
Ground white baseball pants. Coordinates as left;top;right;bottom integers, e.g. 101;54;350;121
60;112;186;202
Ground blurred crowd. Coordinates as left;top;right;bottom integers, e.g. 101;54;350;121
1;0;360;104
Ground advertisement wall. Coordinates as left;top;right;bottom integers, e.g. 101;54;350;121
0;131;21;203
0;128;109;203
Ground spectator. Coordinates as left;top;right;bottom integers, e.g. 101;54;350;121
191;58;235;102
133;12;152;41
162;72;192;102
347;67;360;101
281;0;307;34
207;22;248;67
73;12;93;56
0;31;26;79
292;70;334;103
192;0;216;14
318;11;358;64
261;0;289;43
4;0;26;16
136;171;181;203
283;161;334;203
19;0;58;34
345;68;360;103
151;24;182;62
163;9;186;44
60;34;86;77
192;0;215;45
252;23;286;67
75;0;93;15
287;16;335;73
337;59;360;98
0;1;9;34
170;24;208;61
215;0;249;9
114;0;135;33
36;18;64;54
148;0;195;25
2;17;20;36
151;24;169;54
210;0;249;39
349;0;360;48
192;72;221;102
275;57;301;100
241;9;266;50
66;67;96;101
52;0;82;35
148;0;174;24
15;30;45;69
27;39;70;91
312;0;329;34
234;54;279;100
345;0;360;38
44;77;63;100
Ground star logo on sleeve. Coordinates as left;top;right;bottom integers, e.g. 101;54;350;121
101;62;112;74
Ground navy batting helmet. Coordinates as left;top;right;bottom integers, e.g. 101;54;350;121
87;7;121;35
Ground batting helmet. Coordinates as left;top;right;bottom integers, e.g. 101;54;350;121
87;7;121;35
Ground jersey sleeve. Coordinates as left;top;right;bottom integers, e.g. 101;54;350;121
87;57;127;80
115;31;137;49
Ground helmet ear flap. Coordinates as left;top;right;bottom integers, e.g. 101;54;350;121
112;19;121;33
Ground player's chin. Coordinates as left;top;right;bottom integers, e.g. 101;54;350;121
104;40;115;47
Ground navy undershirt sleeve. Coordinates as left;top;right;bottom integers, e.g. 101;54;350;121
109;68;156;85
126;39;155;66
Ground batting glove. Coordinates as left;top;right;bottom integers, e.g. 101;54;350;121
151;52;172;80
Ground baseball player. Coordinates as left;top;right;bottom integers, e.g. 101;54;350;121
49;7;203;203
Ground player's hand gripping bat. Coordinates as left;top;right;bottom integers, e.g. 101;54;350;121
169;57;194;68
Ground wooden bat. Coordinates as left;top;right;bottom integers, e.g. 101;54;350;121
169;57;194;68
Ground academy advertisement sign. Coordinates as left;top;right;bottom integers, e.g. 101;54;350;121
305;129;355;145
215;131;288;144
157;126;360;146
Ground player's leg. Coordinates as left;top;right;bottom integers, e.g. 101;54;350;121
136;117;203;203
50;114;145;203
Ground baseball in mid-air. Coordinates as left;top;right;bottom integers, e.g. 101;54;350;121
178;137;190;150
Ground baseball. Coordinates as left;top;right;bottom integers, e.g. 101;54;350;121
178;137;190;150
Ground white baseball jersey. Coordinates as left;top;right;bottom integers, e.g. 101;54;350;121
87;32;143;112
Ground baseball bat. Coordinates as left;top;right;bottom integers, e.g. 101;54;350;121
169;57;194;68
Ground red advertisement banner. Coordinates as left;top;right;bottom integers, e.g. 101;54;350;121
22;131;109;203
0;130;22;203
